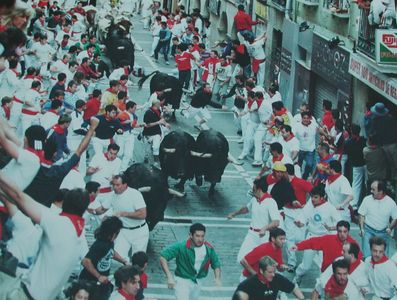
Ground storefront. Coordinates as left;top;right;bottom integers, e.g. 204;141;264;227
310;33;352;125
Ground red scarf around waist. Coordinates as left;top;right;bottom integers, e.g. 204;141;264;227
324;275;347;298
59;212;85;236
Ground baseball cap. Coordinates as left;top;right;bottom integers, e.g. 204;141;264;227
273;161;286;172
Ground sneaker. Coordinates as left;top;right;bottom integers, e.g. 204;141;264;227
238;138;244;144
238;154;246;160
165;61;170;65
252;161;262;167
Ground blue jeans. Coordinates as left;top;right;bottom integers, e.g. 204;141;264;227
362;223;389;259
239;30;255;40
298;150;315;180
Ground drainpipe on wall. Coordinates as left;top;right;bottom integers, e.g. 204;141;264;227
285;0;292;20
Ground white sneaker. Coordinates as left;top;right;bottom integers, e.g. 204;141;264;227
165;61;170;65
238;154;246;160
252;161;262;167
238;138;244;144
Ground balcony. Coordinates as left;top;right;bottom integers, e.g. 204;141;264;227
357;7;376;60
271;0;286;11
297;0;319;7
324;0;350;18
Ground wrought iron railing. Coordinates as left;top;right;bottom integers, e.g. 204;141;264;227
357;7;376;59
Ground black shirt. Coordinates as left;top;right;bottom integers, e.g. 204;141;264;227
271;178;295;209
143;108;161;136
190;88;222;109
94;115;122;140
24;154;80;207
79;240;114;281
233;274;295;300
49;82;65;100
344;136;366;167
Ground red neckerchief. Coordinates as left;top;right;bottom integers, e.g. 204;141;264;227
247;99;255;110
123;67;129;75
272;154;284;163
52;124;65;135
257;273;271;288
150;107;161;118
59;212;85;236
87;51;93;58
106;87;116;94
284;133;295;142
24;74;35;79
320;154;333;163
117;289;135;300
2;106;10;120
48;109;59;116
258;192;272;203
236;44;245;55
370;255;388;268
327;173;342;184
324;275;347;298
256;97;264;108
140;272;148;288
349;259;361;274
275;107;287;116
104;152;112;161
313;198;327;208
61;39;68;48
11;69;20;77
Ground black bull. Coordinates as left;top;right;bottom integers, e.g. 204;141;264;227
104;27;135;69
123;163;183;230
160;130;229;195
138;71;183;110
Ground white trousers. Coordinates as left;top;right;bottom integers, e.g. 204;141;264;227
92;137;112;156
237;229;269;263
151;36;160;56
284;208;306;267
241;120;259;156
68;137;86;175
253;123;267;162
295;233;323;277
115;225;149;262
174;277;202;300
145;134;161;156
115;132;136;172
256;61;266;86
351;166;366;209
21;113;40;137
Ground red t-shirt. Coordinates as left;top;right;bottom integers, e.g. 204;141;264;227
286;176;313;208
83;97;100;121
296;234;362;272
243;242;283;277
175;51;194;71
322;110;334;131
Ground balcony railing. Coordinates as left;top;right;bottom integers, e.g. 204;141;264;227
271;0;286;11
357;7;376;59
324;0;350;17
297;0;319;6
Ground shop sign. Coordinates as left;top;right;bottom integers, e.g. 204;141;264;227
255;2;268;21
375;29;397;64
209;0;221;16
311;34;351;92
349;55;397;105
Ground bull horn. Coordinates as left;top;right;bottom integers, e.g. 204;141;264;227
168;188;185;197
190;150;212;158
228;154;244;165
138;186;151;193
163;88;172;93
162;148;176;153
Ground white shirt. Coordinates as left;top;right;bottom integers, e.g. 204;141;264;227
265;154;293;172
103;187;146;227
295;121;318;152
23;88;42;112
257;100;272;124
89;153;121;188
40;111;59;131
299;200;341;236
358;195;397;230
246;196;282;229
265;91;282;104
365;256;397;298
278;136;300;161
215;63;232;81
68;110;85;140
60;169;85;190
109;67;126;81
245;39;266;60
325;175;353;209
194;244;207;273
24;208;86;300
51;59;69;77
31;42;55;64
0;68;20;97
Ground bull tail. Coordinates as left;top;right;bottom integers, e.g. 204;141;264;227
138;70;160;90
